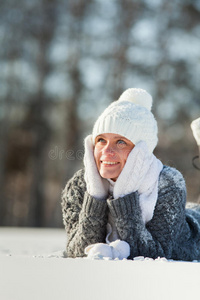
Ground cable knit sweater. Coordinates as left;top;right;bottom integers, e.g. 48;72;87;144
61;166;200;261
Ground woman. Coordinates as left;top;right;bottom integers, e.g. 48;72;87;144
62;88;200;261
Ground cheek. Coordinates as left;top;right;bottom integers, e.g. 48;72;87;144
119;149;131;163
118;148;133;170
94;147;100;165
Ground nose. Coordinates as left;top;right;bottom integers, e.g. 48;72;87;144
102;142;115;155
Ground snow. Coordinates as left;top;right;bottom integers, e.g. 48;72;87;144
1;227;200;300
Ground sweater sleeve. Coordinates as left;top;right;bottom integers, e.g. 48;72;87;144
61;169;108;258
107;166;188;260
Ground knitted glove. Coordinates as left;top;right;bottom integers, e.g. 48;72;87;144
84;135;109;200
191;117;200;146
84;240;130;260
113;141;151;199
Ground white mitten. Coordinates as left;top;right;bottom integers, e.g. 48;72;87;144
191;117;200;146
113;141;163;224
84;240;130;260
110;240;130;260
84;135;109;200
113;141;150;198
84;243;113;259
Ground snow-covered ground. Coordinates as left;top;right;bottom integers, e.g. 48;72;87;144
1;227;200;300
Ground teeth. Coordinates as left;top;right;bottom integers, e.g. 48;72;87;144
102;161;118;165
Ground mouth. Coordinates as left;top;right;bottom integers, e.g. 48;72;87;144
100;161;120;166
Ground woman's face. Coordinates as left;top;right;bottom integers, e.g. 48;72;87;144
94;133;135;181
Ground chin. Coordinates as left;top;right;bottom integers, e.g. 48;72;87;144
100;171;119;180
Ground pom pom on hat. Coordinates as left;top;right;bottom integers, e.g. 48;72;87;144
118;88;153;111
92;88;158;153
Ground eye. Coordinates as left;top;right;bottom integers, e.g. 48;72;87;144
116;139;127;148
96;137;106;143
117;139;126;145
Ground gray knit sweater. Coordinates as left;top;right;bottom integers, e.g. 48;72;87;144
61;166;200;261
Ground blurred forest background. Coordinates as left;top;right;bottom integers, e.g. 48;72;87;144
0;0;199;228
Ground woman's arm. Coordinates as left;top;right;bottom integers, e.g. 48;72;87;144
107;166;197;260
61;169;108;257
107;191;181;259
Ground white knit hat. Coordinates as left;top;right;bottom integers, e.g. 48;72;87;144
92;88;158;153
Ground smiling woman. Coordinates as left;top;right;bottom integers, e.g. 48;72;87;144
94;133;135;181
61;88;200;261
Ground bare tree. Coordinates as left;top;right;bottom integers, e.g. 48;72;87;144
25;0;58;226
